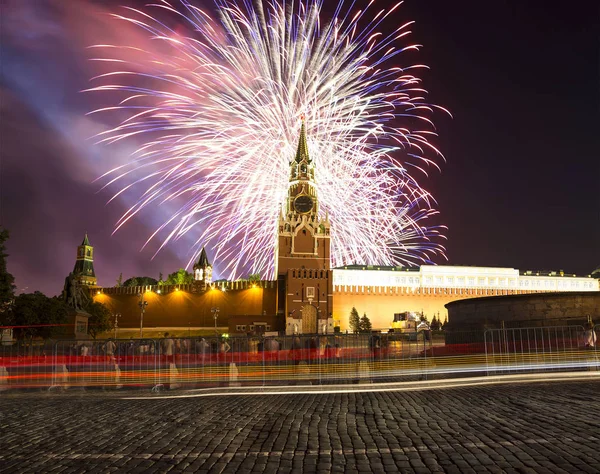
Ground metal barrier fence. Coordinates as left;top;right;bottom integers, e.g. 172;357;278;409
1;327;598;391
0;339;55;389
484;326;598;375
48;339;160;390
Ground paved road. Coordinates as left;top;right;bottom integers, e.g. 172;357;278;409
1;380;599;473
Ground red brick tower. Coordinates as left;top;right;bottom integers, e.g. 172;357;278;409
276;119;333;334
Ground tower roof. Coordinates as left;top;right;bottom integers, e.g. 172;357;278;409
294;119;311;163
73;259;96;278
81;233;90;246
196;247;211;267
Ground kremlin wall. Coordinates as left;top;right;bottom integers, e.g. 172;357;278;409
89;261;599;334
95;281;280;334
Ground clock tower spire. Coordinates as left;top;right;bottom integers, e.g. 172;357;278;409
276;119;333;335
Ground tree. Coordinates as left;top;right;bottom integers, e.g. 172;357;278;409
9;292;70;340
248;273;261;283
349;307;360;334
359;313;372;333
430;316;440;331
158;272;164;284
165;268;194;285
0;227;15;316
441;317;448;331
123;276;158;287
116;273;123;287
86;301;113;339
123;277;138;287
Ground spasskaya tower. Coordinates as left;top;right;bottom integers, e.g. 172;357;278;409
276;119;333;335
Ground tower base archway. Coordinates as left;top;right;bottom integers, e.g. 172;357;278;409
302;304;317;334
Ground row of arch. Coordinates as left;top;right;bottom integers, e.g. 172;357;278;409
333;286;551;297
292;269;330;279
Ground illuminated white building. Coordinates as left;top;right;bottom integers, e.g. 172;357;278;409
333;265;599;292
332;264;599;329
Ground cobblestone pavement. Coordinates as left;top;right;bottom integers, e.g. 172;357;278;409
1;380;599;473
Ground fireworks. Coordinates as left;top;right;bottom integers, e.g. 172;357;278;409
87;0;448;279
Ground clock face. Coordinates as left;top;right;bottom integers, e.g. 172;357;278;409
293;194;314;214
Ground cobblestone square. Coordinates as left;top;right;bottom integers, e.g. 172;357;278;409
1;380;599;473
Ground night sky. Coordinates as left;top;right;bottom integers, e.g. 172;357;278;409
1;0;598;297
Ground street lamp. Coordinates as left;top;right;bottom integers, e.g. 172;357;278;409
138;294;148;338
211;307;220;336
113;313;121;340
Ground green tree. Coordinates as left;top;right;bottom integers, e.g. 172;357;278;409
165;268;194;285
115;272;123;287
430;316;440;331
349;307;360;334
139;276;158;286
441;317;448;331
359;313;372;333
9;292;70;340
0;227;15;316
248;273;261;283
158;272;164;285
86;301;113;339
123;276;158;287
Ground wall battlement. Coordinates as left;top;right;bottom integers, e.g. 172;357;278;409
94;279;277;297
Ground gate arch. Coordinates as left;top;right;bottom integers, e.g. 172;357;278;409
302;304;317;334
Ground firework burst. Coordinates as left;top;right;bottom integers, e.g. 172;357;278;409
87;0;449;279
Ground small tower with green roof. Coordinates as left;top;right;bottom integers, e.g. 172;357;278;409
73;233;97;286
193;247;213;288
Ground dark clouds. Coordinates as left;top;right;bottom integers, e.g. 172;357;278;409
402;0;600;274
1;88;183;296
1;0;194;296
